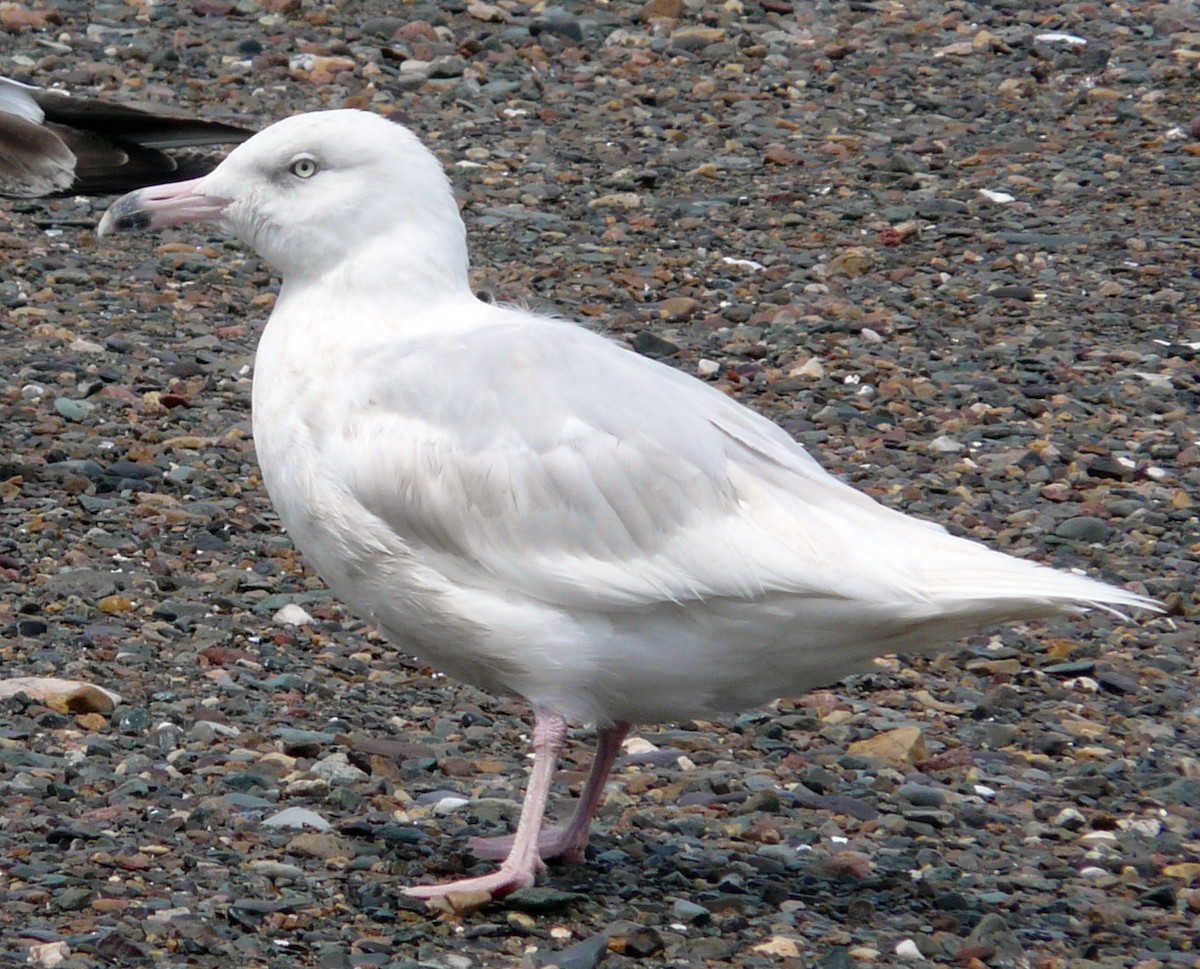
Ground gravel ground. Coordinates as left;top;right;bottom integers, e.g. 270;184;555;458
1;1;1198;967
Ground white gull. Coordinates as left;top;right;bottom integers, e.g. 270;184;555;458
98;109;1159;903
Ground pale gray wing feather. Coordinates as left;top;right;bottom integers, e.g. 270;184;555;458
319;309;937;611
0;78;75;197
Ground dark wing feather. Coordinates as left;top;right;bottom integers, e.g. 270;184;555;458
0;77;253;198
33;90;251;149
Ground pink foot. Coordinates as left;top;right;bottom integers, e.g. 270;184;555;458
468;824;586;864
403;862;539;902
404;718;631;907
468;721;630;868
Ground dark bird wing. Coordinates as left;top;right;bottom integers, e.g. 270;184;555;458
0;76;252;198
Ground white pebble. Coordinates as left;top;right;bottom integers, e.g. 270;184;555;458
432;796;471;816
697;359;720;378
68;338;105;353
311;751;369;786
928;435;965;454
1035;32;1087;45
1121;817;1162;838
273;603;315;626
1052;806;1086;829
895;939;925;960
721;255;765;272
263;806;331;831
27;941;70;968
790;357;825;379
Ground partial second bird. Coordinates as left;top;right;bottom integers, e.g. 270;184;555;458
0;75;251;198
98;110;1159;904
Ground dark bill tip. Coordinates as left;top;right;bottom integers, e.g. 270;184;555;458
97;176;230;238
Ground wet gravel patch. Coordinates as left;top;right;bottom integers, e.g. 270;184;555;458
1;1;1198;966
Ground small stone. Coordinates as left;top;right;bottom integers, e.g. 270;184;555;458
54;398;94;422
1;7;62;29
191;719;240;742
290;55;355;84
530;10;583;42
27;941;70;968
540;934;608;969
287;831;354;860
1161;862;1200;880
506;910;537;933
897;783;945;807
263;807;331;831
1054;516;1114;543
428;56;468;79
426;889;493;915
826;247;873;277
1097;669;1139;694
985;284;1035;301
671;898;711;925
640;0;683;20
764;145;797;166
588;192;641;209
273;603;314;626
928;435;965;454
615;925;664;958
819;948;856;969
1052;807;1086;830
1153;779;1200;807
0;676;120;714
847;726;928;767
54;886;94;911
964;914;1024;965
753;936;802;957
505;887;586;913
431;795;470;815
790;357;825;378
311;752;368;786
670;26;726;49
467;2;506;21
248;860;306;881
895;939;925;960
98;594;135;614
1140;885;1177;910
632;330;680;357
658;296;699;321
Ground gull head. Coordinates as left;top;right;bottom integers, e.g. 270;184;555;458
98;109;468;285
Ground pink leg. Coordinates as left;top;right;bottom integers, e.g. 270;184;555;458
469;721;631;865
405;709;568;901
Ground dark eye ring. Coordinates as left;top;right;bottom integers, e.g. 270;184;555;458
290;157;318;179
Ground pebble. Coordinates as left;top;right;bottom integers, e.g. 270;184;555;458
53;397;93;422
273;603;315;626
311;752;369;786
263;807;332;831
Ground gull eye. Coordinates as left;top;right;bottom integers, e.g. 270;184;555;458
289;156;319;179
